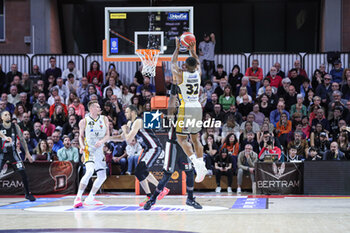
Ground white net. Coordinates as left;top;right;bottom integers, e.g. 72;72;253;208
135;49;160;78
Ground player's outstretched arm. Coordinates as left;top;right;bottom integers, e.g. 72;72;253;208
15;124;33;163
122;119;142;144
78;118;86;154
171;37;182;84
189;41;202;76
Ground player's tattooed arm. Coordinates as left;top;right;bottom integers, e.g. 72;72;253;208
0;131;11;143
15;124;33;162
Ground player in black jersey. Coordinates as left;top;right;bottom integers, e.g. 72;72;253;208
110;105;169;207
0;111;36;201
143;84;202;210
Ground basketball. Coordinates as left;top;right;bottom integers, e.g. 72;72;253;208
180;32;196;48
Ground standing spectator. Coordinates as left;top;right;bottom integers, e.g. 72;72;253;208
228;65;243;91
57;136;79;162
62;60;82;82
270;101;290;126
288;60;308;79
237;144;257;194
41;117;56;137
203;134;219;174
45;57;62;81
245;59;263;95
323;142;346;160
329;60;344;84
51;130;64;154
29;65;43;84
214;148;233;194
125;138;143;175
266;66;283;88
77;77;89;103
8;86;20;106
87;61;103;85
198;33;216;82
212;64;228;88
6;64;22;84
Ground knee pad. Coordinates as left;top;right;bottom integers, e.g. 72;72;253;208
135;162;149;182
93;169;107;188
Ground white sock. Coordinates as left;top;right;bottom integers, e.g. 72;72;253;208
76;189;84;199
197;157;204;163
189;154;197;162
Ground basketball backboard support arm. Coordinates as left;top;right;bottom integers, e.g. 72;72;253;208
104;6;193;62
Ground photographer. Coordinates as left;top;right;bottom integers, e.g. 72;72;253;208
323;142;346;161
237;144;257;194
258;134;282;161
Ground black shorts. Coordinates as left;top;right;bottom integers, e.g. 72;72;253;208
164;126;193;173
0;151;25;171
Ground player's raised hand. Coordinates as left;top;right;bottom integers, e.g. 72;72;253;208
175;37;180;49
189;41;196;53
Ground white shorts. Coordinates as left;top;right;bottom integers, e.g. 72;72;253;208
84;145;106;171
176;101;202;135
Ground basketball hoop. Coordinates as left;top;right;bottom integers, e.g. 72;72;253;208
135;49;160;78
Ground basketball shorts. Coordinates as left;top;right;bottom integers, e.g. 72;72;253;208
0;151;25;171
84;145;106;171
164;126;193;172
176;101;202;135
139;146;163;168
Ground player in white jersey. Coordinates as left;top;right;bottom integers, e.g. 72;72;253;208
171;38;208;183
73;100;110;208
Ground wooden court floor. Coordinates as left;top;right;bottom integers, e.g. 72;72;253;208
1;192;350;233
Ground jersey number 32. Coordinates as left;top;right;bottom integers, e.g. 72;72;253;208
186;84;199;95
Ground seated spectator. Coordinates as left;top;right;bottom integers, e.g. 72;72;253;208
57;136;79;162
201;127;222;147
51;105;68;128
236;76;253;97
285;85;298;111
239;131;259;154
329;60;344;84
8;85;20;106
13;104;26;122
237;95;253;121
65;73;79;95
250;104;265;127
228;65;243;91
91;76;102;96
301;116;311;139
237;144;257;194
315;74;332;104
258;136;282;161
287;146;304;162
51;130;64;153
236;87;252;105
48;87;63;106
287;60;308;80
55;77;70;102
29;65;43;84
290;94;307;117
203;134;219;174
287;131;309;159
22;130;37;155
221;133;240;164
311;69;323;90
136;76;155;97
329;107;343;138
319;63;327;76
87;61;103;85
45;57;62;81
62;60;82;82
277;78;291;100
109;138;127;174
204;92;218;114
266;66;282;89
32;93;50;118
125;138;143;175
223;104;243;125
121;86;134;106
338;131;350;160
323;142;346;160
219;85;235;112
68;97;85;118
33;139;52;161
300;79;312;99
270;101;290;126
18;112;33;132
257;80;277;96
31;122;47;142
49;95;68;118
212;64;228;88
214;148;233;194
103;101;118;128
257;123;274;144
106;70;123;88
11;75;24;93
6;63;22;84
62;115;78;137
341;75;350;100
103;76;122;100
259;94;274;118
276;112;292;147
77;77;89;102
199;86;208;107
17;92;32;115
212;104;225;124
130;95;144;115
311;108;330;132
214;78;227;98
328;90;348;120
221;115;240;144
245;59;263;95
306;147;322;161
289;67;307;93
240;113;260;135
267;62;285;78
41;117;56;137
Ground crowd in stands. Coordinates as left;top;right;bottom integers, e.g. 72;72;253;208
1;55;350;194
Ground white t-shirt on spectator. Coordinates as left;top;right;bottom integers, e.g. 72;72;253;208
126;142;143;157
103;85;122;100
62;68;83;82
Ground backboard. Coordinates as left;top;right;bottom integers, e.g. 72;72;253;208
104;7;194;62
